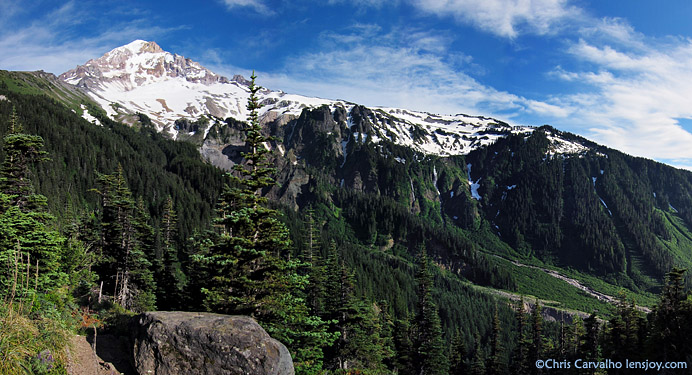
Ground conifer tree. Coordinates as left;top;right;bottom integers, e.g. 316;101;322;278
129;198;157;311
303;206;326;316
648;268;691;363
605;292;644;365
529;302;544;374
487;303;505;375
193;72;333;375
581;312;601;369
413;247;449;375
0;109;63;296
393;317;416;375
450;329;468;374
157;195;186;309
512;297;531;375
0;107;48;210
197;71;290;316
567;315;586;360
92;167;156;311
470;333;487;375
321;241;392;372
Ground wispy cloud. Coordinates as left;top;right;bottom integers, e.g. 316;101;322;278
0;0;21;23
220;0;273;15
0;1;182;74
245;25;554;121
325;0;581;38
410;0;582;38
543;20;692;165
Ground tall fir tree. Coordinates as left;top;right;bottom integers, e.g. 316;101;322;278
449;329;468;374
302;206;326;317
0;106;48;211
156;195;187;310
648;268;691;364
470;333;487;375
581;312;601;374
197;71;291;317
0;109;64;297
413;246;449;375
529;302;544;375
91;166;156;311
322;241;392;372
511;297;531;375
193;72;333;375
393;317;416;375
487;303;505;375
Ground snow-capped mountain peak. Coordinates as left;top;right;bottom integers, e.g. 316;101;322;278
60;40;228;90
59;40;590;158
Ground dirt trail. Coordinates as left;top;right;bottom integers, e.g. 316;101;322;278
496;255;651;313
65;334;137;375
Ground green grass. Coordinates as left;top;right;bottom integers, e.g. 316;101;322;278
560;267;658;307
496;258;618;317
0;70;98;114
658;209;692;271
0;302;71;375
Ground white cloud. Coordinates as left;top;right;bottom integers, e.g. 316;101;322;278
409;0;582;38
0;2;181;74
327;0;398;7
220;0;272;15
245;26;554;121
325;0;583;38
548;21;692;165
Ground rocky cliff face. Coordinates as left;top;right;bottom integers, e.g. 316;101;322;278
130;312;294;375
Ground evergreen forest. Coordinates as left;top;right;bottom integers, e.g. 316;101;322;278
1;71;691;374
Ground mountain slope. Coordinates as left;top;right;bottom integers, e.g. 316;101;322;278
55;40;692;294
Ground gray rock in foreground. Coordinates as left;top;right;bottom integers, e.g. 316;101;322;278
130;311;294;375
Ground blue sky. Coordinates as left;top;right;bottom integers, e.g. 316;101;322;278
3;0;692;169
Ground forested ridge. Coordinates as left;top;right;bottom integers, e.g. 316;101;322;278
1;72;692;374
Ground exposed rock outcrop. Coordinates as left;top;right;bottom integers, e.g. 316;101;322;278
130;312;294;375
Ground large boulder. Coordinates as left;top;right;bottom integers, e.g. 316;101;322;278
130;312;294;375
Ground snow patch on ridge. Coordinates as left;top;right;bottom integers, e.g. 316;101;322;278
546;132;588;155
80;104;101;126
467;163;481;200
592;176;612;216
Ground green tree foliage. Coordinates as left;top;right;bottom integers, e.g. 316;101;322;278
321;241;393;373
449;329;468;374
0;110;64;297
603;292;646;367
91;166;156;311
197;72;291;316
303;207;327;317
193;73;333;374
511;297;531;375
156;195;187;310
528;302;545;374
413;247;449;375
470;333;487;375
647;268;692;363
392;317;416;375
487;303;506;375
0;107;48;210
581;312;601;370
